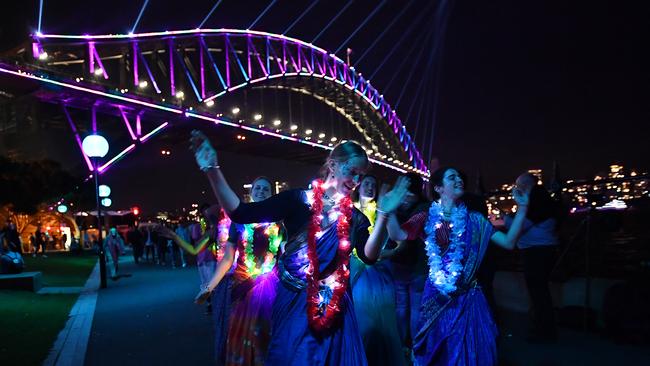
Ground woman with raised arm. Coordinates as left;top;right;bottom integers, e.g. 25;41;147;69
350;175;405;366
386;167;530;366
191;130;409;365
156;204;233;364
194;176;285;366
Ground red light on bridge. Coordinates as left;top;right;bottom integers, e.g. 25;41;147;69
132;207;140;216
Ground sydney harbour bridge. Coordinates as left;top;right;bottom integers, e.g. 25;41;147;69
0;1;451;179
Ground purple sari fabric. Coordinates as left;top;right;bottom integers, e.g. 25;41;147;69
413;212;498;366
225;223;282;365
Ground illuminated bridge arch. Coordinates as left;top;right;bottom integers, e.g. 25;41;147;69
3;29;428;176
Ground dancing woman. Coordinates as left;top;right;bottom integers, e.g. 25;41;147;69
387;167;530;366
191;130;409;365
157;204;232;363
350;175;405;366
382;172;430;358
195;176;285;365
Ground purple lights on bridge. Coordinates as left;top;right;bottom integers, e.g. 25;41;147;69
25;28;429;176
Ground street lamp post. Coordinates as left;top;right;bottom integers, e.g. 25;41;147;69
82;134;109;288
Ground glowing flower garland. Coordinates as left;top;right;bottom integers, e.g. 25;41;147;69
240;222;282;278
199;209;231;262
423;201;468;295
305;179;354;332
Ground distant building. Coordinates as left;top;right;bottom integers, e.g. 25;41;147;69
486;164;649;219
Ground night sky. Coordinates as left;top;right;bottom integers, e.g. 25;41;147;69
1;1;649;212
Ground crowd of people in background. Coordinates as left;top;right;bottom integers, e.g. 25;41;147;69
176;130;564;366
0;132;566;365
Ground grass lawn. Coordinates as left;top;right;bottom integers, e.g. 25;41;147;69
0;291;79;365
23;251;97;287
0;252;97;364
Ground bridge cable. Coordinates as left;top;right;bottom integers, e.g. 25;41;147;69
283;0;319;35
412;71;431;144
367;0;437;80
37;0;45;33
198;0;225;28
403;42;438;132
401;16;441;118
426;0;455;163
311;0;355;44
248;0;278;30
381;16;436;99
131;0;150;34
416;48;438;153
393;25;438;109
417;64;434;165
333;0;388;55
353;0;416;68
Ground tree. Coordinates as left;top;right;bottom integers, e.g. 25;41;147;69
0;156;77;214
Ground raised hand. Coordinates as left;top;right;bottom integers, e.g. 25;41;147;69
512;186;530;207
377;176;411;214
190;130;218;172
379;183;390;197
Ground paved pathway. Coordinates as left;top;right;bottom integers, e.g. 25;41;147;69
497;308;650;366
44;262;99;366
83;257;213;365
44;253;650;366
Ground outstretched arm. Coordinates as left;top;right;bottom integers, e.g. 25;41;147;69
491;186;530;250
156;226;209;255
194;242;235;305
386;213;408;242
195;242;236;304
364;176;410;262
191;130;240;214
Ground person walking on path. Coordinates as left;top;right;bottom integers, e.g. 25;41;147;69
104;227;126;279
127;225;144;264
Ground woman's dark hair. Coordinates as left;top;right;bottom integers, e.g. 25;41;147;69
429;166;466;201
352;174;377;202
527;184;560;224
405;172;426;202
200;203;220;225
319;140;369;179
461;193;488;218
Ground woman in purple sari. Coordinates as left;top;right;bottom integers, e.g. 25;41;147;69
387;167;530;366
194;176;285;366
190;131;410;365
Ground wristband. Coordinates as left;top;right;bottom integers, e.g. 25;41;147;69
200;165;220;172
376;208;390;216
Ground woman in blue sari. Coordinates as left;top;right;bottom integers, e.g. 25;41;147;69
190;130;410;365
387;167;530;366
350;175;405;366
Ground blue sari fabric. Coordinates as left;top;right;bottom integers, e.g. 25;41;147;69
229;189;372;366
211;273;233;364
351;256;405;366
268;226;367;366
413;211;498;366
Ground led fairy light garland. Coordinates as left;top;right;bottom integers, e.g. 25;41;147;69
215;208;231;262
240;222;282;278
305;179;354;332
